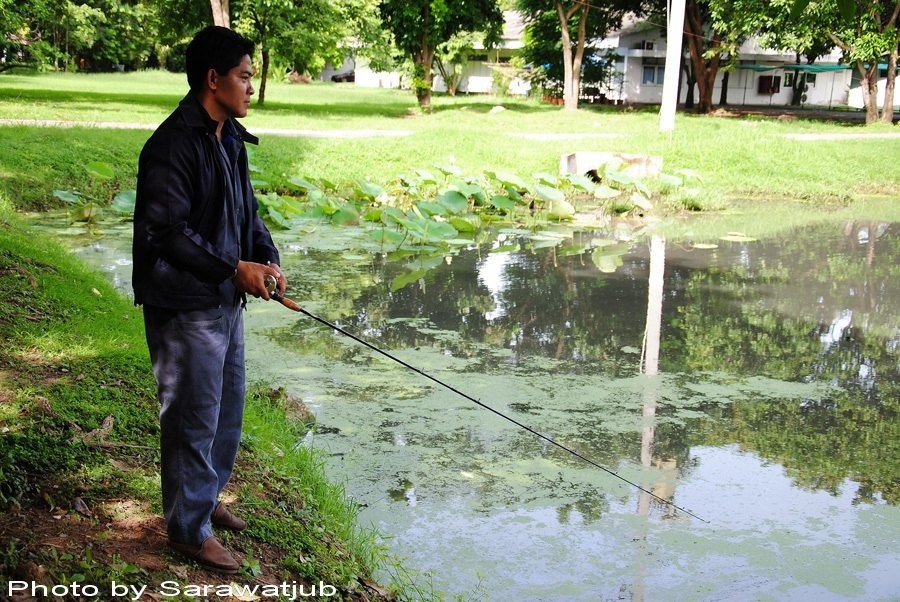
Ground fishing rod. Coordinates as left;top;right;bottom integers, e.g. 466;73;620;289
263;275;708;523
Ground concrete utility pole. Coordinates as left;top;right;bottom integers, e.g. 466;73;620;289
659;0;686;132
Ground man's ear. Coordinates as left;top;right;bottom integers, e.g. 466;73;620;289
205;68;219;92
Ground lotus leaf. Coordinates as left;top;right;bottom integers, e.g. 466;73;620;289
437;190;469;214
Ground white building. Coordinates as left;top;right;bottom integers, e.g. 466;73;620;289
354;11;528;95
352;11;898;110
600;19;864;109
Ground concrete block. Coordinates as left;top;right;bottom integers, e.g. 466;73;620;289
560;151;663;179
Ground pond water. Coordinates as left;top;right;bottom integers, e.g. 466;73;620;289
53;215;899;600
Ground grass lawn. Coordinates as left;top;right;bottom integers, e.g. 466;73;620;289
1;70;898;212
0;192;399;597
0;69;896;600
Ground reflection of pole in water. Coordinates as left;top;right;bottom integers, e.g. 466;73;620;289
642;236;665;378
634;236;666;602
639;235;666;509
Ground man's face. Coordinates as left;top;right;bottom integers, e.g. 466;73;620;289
210;55;254;119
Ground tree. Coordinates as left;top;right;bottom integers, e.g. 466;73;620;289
4;0;70;71
210;0;231;27
754;0;837;105
788;0;898;123
825;0;900;124
683;0;725;113
153;0;213;46
1;0;161;72
235;0;307;105
379;0;504;109
519;0;633;111
435;31;481;96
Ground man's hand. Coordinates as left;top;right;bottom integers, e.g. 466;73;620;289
232;260;284;300
267;262;288;297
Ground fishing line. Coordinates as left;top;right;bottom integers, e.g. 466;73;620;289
264;276;708;523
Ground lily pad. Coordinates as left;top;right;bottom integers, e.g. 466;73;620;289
488;171;529;191
720;232;757;242
534;184;565;203
111;189;136;214
369;228;406;245
630;193;653;211
331;204;360;226
451;215;482;232
593;185;621;199
490;195;517;212
437;190;468;214
547;198;576;220
416;201;447;217
356;180;385;201
391;269;428;291
53;189;82;204
288;177;320;192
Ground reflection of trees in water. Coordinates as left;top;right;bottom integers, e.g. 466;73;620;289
671;222;900;504
670;222;899;395
706;385;900;505
283;222;899;506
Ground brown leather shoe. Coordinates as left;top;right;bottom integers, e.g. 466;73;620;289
212;502;247;531
168;536;239;573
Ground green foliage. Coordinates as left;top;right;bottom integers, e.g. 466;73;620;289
39;547;148;591
380;0;504;105
1;0;160;72
51;159;134;224
1;72;899;216
777;0;900;122
434;31;482;95
519;0;633;98
276;163;604;248
0;203;406;596
1;0;383;76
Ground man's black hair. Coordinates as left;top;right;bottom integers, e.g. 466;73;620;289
185;26;254;93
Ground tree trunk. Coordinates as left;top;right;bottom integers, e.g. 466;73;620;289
684;0;720;114
556;1;576;110
435;58;459;96
258;47;269;105
569;3;589;111
415;47;435;109
856;61;880;124
210;0;230;28
554;1;589;111
682;54;696;108
719;70;729;105
881;45;897;123
790;70;804;106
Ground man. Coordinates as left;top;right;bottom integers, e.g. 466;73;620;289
132;26;286;573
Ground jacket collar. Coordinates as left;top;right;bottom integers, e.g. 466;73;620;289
178;93;259;146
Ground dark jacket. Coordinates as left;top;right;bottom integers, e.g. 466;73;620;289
132;94;279;308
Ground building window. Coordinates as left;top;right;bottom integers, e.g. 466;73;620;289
784;72;794;87
641;58;665;85
805;73;817;86
758;75;781;94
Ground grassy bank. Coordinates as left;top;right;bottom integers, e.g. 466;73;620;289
0;193;398;599
1;71;898;212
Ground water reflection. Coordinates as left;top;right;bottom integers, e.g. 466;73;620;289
278;221;898;598
49;214;900;599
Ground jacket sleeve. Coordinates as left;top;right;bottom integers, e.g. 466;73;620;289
138;133;239;283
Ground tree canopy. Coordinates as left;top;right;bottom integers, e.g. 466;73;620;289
379;0;504;108
519;0;636;110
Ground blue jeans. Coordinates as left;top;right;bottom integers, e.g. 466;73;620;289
143;303;245;545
